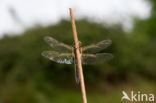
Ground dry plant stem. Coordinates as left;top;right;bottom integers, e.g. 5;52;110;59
69;8;87;103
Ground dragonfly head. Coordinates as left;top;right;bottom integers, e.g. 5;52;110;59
72;41;82;48
78;41;82;47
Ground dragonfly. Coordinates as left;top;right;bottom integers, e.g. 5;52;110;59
42;36;113;84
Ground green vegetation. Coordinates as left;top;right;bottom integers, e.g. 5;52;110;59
0;1;156;102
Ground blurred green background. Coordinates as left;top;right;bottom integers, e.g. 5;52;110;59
0;0;156;103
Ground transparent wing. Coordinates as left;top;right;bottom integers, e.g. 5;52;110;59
81;53;113;64
44;36;73;52
42;51;74;64
82;40;112;53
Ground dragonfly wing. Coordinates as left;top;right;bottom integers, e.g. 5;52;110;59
44;36;73;52
81;53;113;64
42;51;74;64
82;39;112;53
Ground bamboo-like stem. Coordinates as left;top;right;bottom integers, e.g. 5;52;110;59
69;8;87;103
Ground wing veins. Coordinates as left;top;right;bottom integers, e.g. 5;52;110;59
82;39;112;53
44;36;73;52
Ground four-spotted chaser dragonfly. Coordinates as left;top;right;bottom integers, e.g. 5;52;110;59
42;36;113;84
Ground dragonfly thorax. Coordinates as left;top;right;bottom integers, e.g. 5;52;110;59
73;47;82;54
